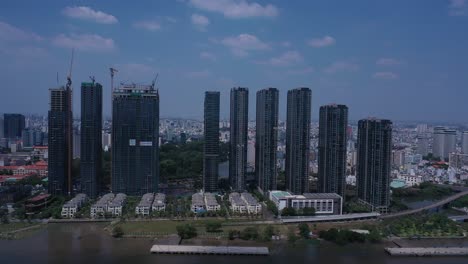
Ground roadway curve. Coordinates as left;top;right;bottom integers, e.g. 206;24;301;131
381;189;468;219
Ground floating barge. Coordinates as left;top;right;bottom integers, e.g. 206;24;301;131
150;245;269;256
385;247;468;256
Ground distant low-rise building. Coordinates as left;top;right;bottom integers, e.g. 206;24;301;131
108;193;126;217
241;192;261;214
152;193;166;212
61;193;88;218
269;191;342;215
229;192;247;214
90;193;115;218
397;174;423;187
204;192;220;212
191;193;205;213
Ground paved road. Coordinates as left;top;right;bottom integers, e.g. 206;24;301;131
381;189;468;219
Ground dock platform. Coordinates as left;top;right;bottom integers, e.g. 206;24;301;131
150;245;269;256
385;247;468;256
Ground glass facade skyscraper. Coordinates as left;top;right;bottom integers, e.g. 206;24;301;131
203;91;220;192
356;118;392;213
81;82;103;198
318;104;348;198
3;113;25;139
229;87;248;191
285;88;311;195
112;84;160;195
255;88;279;193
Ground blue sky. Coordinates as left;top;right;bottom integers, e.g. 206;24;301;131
0;0;467;122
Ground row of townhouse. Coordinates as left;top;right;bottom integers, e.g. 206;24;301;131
61;193;88;218
229;192;262;215
135;193;166;216
191;192;220;213
90;193;127;218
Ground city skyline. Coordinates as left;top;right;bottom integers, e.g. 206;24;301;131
1;1;468;122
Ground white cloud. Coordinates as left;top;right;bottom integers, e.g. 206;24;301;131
221;33;269;57
200;51;217;61
376;58;402;66
186;69;212;78
286;67;315;75
62;6;117;24
260;51;303;66
134;20;162;31
307;36;335;48
280;41;291;47
324;61;359;74
0;21;42;42
373;71;399;80
52;33;115;52
449;0;467;16
191;14;210;30
188;0;278;18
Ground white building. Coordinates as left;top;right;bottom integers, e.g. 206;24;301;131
107;193;126;217
135;193;154;216
90;193;115;218
241;192;261;214
152;193;166;212
191;193;205;213
269;191;343;215
398;174;423;187
229;192;247;214
61;193;88;218
204;193;221;212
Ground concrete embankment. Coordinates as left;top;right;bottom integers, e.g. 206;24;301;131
150;245;269;256
385;247;468;256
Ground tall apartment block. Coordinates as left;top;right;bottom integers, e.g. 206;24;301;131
81;81;103;198
48;87;73;195
3;113;25;139
229;87;248;191
203;91;220;192
285;88;311;195
356;118;392;213
255;88;279;193
432;127;456;160
112;84;159;195
318;104;348;198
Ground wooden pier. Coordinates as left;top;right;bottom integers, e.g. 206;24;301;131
150;245;269;256
385;247;468;256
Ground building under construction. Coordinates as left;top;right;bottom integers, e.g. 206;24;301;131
111;83;160;195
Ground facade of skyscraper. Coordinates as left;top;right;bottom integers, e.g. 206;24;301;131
318;104;348;198
432;127;456;160
80;82;103;198
255;88;279;193
3;113;25;139
203;91;220;193
112;84;160;195
416;135;429;156
229;87;248;191
48;87;73;195
356;118;392;213
285;88;311;195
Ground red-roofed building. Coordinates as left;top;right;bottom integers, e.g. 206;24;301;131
0;161;48;177
25;193;52;213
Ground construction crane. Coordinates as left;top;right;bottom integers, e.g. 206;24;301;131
109;67;118;91
66;49;74;91
89;76;95;84
151;73;159;90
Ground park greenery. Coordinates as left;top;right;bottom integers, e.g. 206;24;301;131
392;182;453;201
384;213;463;238
112;226;124;238
176;223;198;239
319;228;382;245
450;195;468;208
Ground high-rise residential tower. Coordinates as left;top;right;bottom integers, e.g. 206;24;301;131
229;87;248;191
255;88;279;193
48;87;73;195
3;113;25;139
285;88;311;195
356;118;392;213
462;131;468;154
80;81;103;198
432;127;456;160
203;91;220;192
112;84;159;195
318;104;348;198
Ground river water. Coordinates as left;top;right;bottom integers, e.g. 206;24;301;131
0;223;467;264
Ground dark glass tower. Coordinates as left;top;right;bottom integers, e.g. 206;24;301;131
356;118;392;213
229;87;248;191
318;104;348;198
255;88;279;193
80;81;103;198
48;87;73;195
203;91;220;192
285;88;311;194
112;84;159;195
3;113;25;139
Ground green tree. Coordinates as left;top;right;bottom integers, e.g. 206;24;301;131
112;226;124;238
176;224;197;239
298;223;310;239
281;207;296;216
240;227;259;240
262;225;275;241
205;221;222;233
